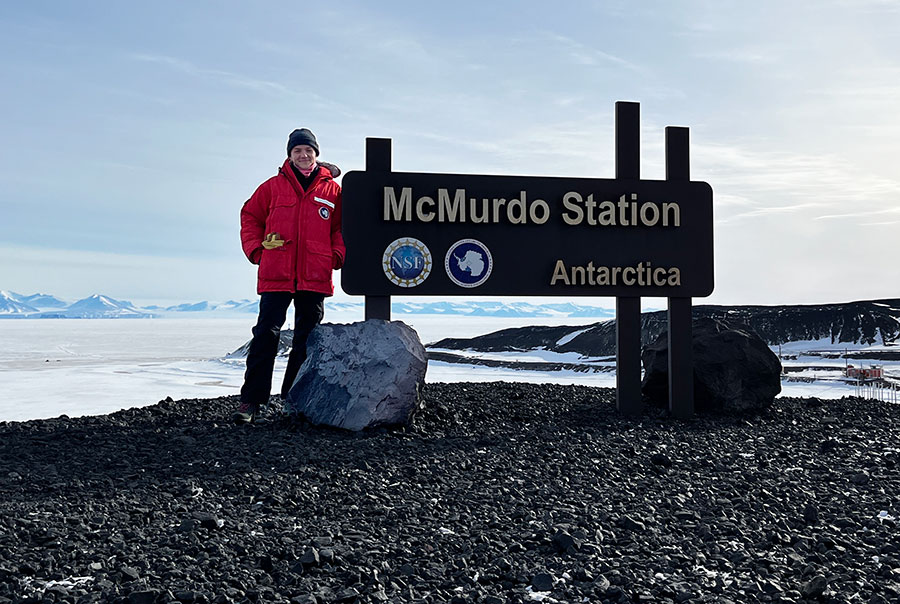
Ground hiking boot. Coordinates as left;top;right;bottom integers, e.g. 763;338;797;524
232;401;260;424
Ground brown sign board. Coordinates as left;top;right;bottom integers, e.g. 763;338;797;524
341;171;714;298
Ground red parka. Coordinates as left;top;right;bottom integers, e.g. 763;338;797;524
240;160;345;295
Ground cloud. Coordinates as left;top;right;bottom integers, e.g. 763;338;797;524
693;141;900;225
815;207;900;220
129;53;290;95
692;47;781;65
537;32;645;72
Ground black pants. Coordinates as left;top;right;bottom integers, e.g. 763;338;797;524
240;291;325;404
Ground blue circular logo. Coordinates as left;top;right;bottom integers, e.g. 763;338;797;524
318;206;330;220
445;239;492;288
383;238;432;287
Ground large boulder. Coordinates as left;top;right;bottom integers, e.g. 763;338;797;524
641;318;782;413
285;320;427;430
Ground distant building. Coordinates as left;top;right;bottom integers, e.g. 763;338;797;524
845;365;884;379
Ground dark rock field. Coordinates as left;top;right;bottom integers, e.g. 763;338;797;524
2;383;899;604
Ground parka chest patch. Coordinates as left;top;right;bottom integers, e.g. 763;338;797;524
318;206;331;220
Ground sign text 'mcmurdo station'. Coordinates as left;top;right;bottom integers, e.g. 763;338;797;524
341;172;713;297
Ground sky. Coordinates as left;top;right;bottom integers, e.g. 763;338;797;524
1;0;899;308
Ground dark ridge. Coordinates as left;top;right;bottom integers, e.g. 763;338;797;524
2;384;899;602
430;299;900;356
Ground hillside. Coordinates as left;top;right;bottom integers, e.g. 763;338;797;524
2;387;899;602
430;299;900;357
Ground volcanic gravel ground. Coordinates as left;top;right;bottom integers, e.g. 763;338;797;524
2;383;900;604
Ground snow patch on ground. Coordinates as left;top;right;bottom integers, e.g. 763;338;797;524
555;326;592;347
427;347;609;365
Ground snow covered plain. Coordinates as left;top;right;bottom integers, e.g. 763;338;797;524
0;311;612;422
1;310;896;422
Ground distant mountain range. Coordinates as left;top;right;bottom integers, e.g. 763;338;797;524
6;289;900;353
0;290;616;319
0;291;152;319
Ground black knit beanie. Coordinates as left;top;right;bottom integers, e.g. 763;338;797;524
287;128;319;156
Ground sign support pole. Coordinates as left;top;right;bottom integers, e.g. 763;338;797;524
364;137;392;321
615;101;643;415
666;127;694;418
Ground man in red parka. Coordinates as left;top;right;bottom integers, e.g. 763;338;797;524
235;128;345;423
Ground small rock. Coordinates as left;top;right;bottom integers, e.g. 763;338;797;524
620;516;647;532
192;512;223;530
334;587;360;603
552;530;580;554
120;566;141;582
801;574;827;599
178;519;200;533
531;572;554;591
319;548;335;564
803;503;819;525
300;548;320;567
650;452;673;467
850;472;870;485
128;591;158;604
819;439;839;454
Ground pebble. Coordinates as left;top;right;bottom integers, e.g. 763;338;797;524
0;387;897;603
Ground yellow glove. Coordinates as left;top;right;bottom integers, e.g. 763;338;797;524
261;233;285;249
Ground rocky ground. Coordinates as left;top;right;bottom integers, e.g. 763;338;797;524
1;383;899;604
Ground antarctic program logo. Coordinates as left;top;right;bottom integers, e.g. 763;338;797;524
382;237;433;287
445;239;492;288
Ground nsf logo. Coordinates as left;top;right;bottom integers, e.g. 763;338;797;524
445;239;492;288
382;237;433;287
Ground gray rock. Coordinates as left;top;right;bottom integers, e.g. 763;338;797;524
119;566;141;582
641;318;782;413
619;516;646;532
801;574;827;598
531;572;554;591
127;591;158;604
551;530;580;554
803;503;819;525
850;472;870;485
286;320;427;430
300;548;320;567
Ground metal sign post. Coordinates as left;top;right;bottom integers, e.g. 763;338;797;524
666;126;694;418
364;138;392;321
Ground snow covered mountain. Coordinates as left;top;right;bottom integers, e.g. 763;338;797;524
390;301;615;318
0;291;153;318
431;299;900;355
17;292;68;309
55;295;153;319
152;299;614;318
0;291;39;315
140;299;259;314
